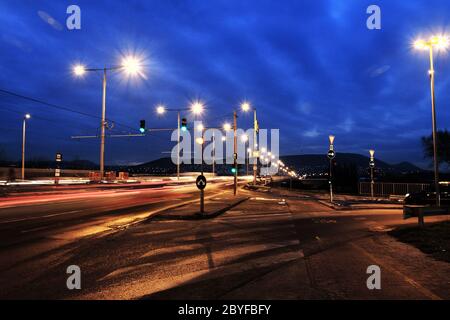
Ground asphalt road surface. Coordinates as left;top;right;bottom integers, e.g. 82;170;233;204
0;186;449;299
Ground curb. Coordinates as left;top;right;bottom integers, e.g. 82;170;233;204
155;197;250;220
318;200;402;211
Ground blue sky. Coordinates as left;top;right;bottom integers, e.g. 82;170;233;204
1;0;450;167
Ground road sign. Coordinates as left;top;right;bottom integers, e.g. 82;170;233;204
56;153;62;162
55;168;61;177
196;175;207;190
327;150;335;160
369;160;375;168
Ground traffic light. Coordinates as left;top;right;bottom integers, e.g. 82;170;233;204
181;118;187;131
139;120;146;133
231;167;237;174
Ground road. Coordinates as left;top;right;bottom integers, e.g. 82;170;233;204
0;186;448;299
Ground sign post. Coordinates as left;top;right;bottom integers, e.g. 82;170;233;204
55;152;62;185
196;175;207;214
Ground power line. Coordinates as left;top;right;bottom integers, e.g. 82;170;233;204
0;88;139;132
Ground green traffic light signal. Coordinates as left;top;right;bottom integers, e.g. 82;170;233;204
231;167;237;174
181;118;187;131
140;120;146;133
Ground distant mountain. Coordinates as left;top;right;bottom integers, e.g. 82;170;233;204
129;153;424;176
280;153;424;175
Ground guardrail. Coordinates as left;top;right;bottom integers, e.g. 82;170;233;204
359;182;430;196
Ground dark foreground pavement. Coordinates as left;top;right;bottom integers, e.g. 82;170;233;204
1;186;449;300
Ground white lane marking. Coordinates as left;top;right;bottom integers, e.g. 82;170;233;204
0;210;82;224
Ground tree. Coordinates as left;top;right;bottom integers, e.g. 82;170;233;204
421;130;450;168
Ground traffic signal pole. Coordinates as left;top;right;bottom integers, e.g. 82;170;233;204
253;109;258;185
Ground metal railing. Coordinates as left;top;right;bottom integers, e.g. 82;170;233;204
359;182;430;196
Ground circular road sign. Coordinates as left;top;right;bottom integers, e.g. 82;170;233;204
196;175;207;190
327;150;335;160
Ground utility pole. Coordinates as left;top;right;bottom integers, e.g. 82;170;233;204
100;68;107;179
212;131;215;176
177;111;180;180
429;47;440;206
233;111;238;195
253;109;258;185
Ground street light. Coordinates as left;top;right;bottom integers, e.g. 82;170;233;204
156;105;166;115
190;101;204;115
327;135;336;203
223;123;232;131
413;35;449;206
369;149;375;199
154;102;205;180
72;54;144;179
197;123;204;132
241;101;251;112
21;114;31;180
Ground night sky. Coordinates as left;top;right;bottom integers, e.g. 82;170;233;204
2;0;450;168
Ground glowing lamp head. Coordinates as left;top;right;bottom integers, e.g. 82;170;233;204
329;135;335;145
221;136;227;142
190;101;204;115
121;55;143;76
241;102;251;112
369;149;375;158
241;134;248;142
197;124;204;132
223;123;232;131
196;137;204;145
73;64;86;77
156;105;166;115
435;36;449;50
25;114;31;119
413;39;427;50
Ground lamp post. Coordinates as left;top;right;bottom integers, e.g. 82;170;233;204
72;56;143;179
156;102;204;180
413;36;449;206
369;149;375;199
21;114;31;180
327;135;336;203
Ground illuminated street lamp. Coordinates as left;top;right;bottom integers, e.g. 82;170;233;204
223;123;232;131
327;135;336;203
154;101;205;180
190;101;204;115
156;105;166;115
369;149;375;199
21;114;31;180
197;123;205;132
240;101;259;185
413;35;449;206
72;55;144;179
